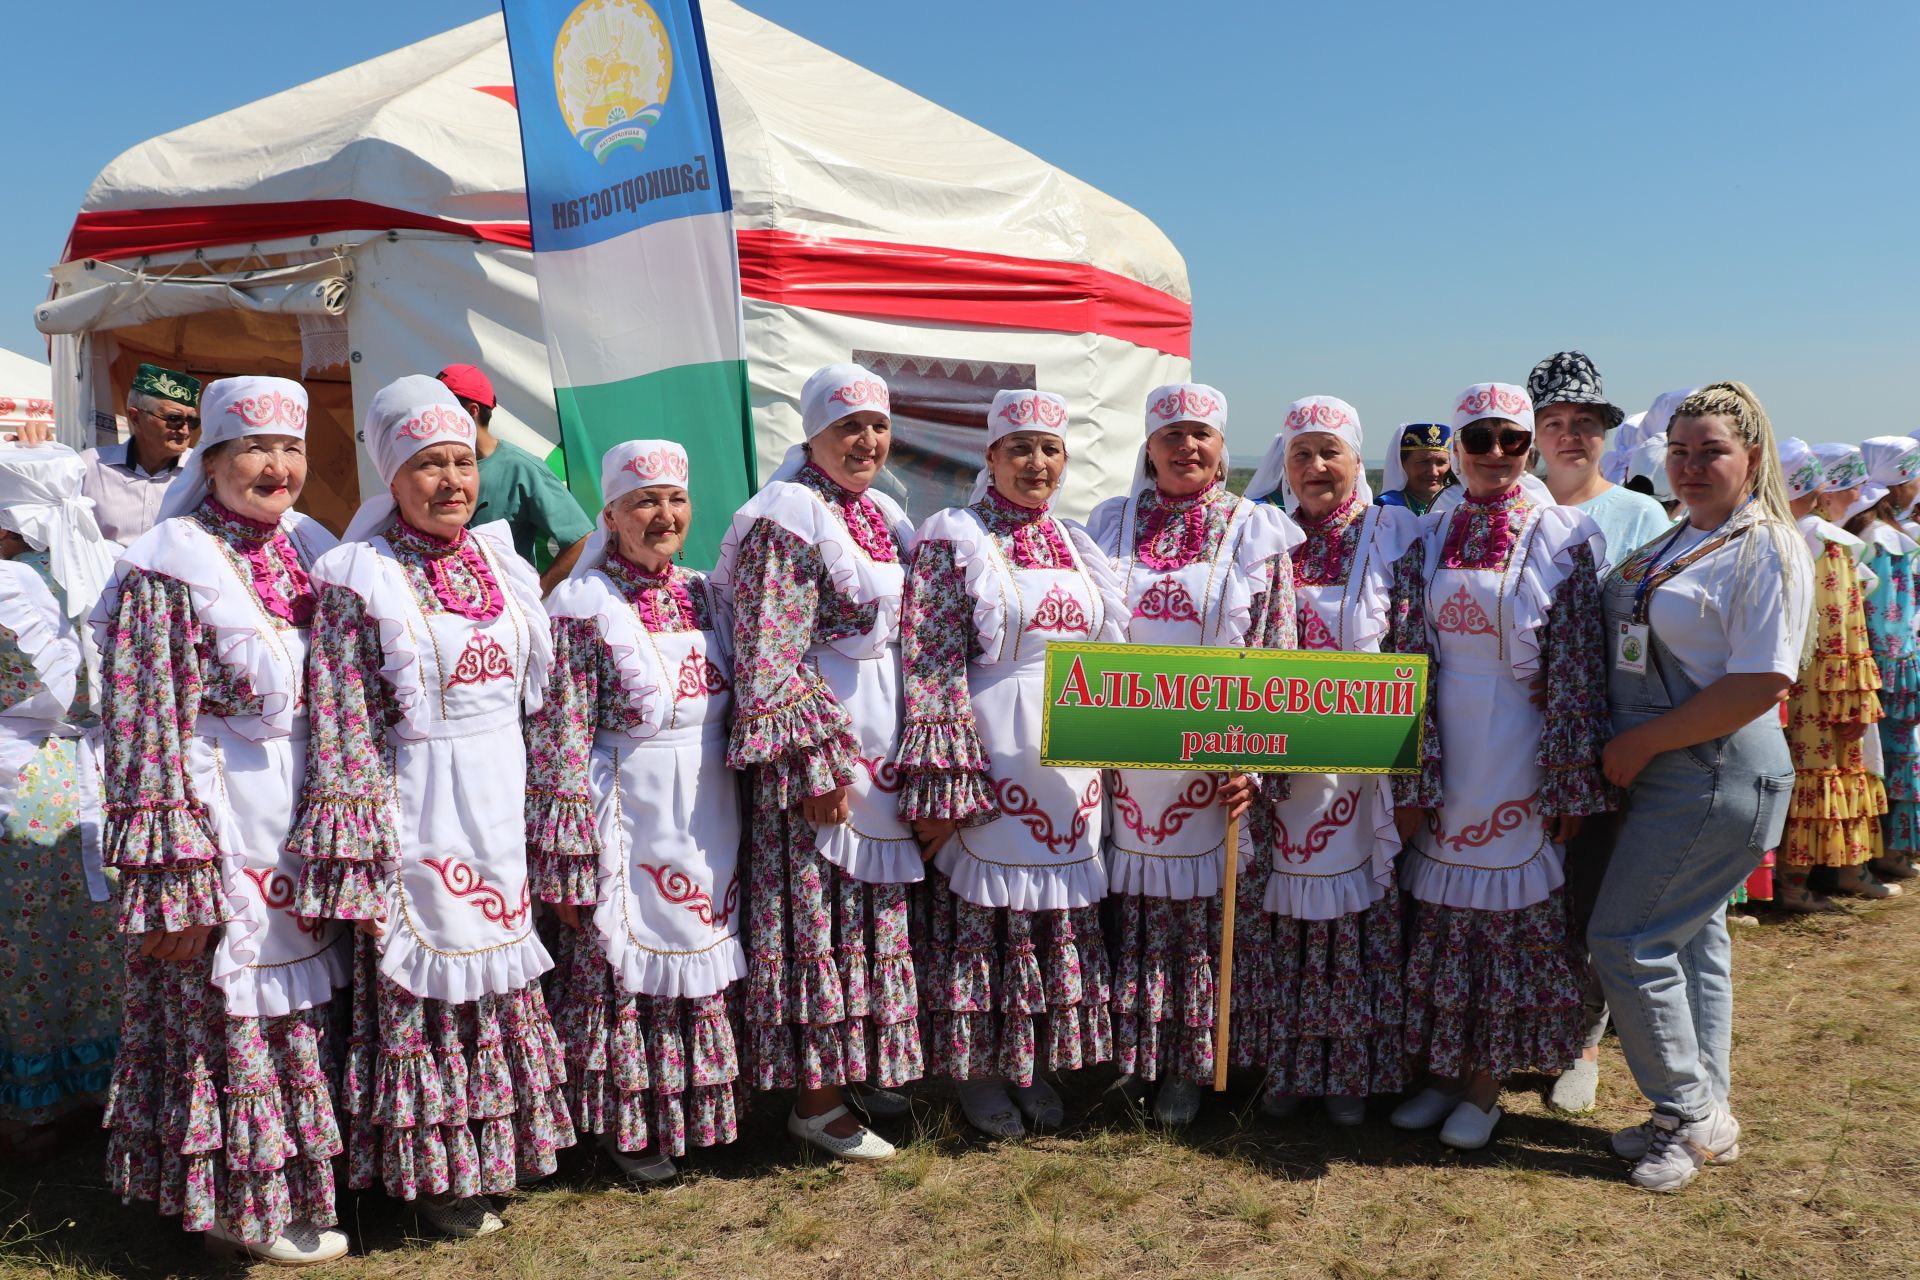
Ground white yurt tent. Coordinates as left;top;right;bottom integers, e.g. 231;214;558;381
0;347;54;440
38;3;1190;539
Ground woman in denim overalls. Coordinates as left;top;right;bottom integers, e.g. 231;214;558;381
1590;382;1811;1194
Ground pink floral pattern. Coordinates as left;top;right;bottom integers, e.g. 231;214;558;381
192;499;316;627
1438;484;1530;571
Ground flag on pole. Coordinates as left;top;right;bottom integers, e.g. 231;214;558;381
500;0;752;566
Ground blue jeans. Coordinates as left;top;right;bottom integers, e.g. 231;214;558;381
1587;611;1792;1121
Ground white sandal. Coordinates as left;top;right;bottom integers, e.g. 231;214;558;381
787;1104;896;1162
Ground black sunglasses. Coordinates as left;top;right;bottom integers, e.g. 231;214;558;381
1458;423;1532;457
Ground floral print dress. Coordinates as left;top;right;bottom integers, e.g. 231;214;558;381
1402;485;1617;1082
95;501;345;1245
714;463;924;1093
1780;522;1885;870
290;519;574;1200
1084;481;1300;1086
1244;493;1440;1102
0;551;118;1128
898;489;1124;1086
528;552;746;1157
1856;525;1920;859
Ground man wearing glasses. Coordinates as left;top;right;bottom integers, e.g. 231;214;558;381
79;363;201;543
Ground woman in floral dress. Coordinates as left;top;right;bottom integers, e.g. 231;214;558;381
1389;382;1615;1152
1852;436;1920;887
1239;397;1440;1126
92;378;350;1265
290;376;572;1239
898;390;1125;1138
1083;382;1302;1128
0;444;119;1150
709;363;921;1162
529;439;744;1183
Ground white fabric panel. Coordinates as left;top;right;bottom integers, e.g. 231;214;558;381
36;259;347;336
741;298;1184;524
533;211;743;387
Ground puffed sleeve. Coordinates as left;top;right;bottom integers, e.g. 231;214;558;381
1537;543;1622;816
896;538;995;825
99;569;228;934
725;519;857;809
1386;539;1444;808
289;583;401;921
524;616;603;904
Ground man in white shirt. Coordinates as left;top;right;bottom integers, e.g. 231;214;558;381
1531;351;1671;573
78;364;199;543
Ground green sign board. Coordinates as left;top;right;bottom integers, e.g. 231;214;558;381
1040;642;1428;774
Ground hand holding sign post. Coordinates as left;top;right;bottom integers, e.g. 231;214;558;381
1041;642;1429;1091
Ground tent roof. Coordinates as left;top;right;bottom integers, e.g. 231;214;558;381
0;347;51;398
75;4;1186;301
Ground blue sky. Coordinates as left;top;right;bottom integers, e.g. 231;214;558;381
4;1;1915;460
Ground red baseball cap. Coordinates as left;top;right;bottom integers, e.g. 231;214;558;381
436;363;495;409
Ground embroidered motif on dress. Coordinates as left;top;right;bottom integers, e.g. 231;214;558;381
638;863;739;928
1111;774;1218;842
1133;578;1201;623
1295;602;1340;650
993;775;1103;856
1433;584;1496;637
1440;793;1539;851
674;650;731;700
446;631;514;686
1272;788;1361;864
242;865;326;936
1027;582;1090;634
421;855;530;929
855;753;904;793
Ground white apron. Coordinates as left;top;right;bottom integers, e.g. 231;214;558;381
938;511;1109;912
374;533;552;1003
1267;505;1400;920
150;517;347;1020
1104;493;1261;901
1404;503;1566;912
583;572;746;1000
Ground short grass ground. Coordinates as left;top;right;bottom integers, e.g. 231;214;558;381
5;895;1917;1280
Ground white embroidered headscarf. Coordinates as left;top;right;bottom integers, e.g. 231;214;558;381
970;390;1069;503
341;376;479;543
1778;437;1826;501
768;363;892;486
1130;382;1228;494
1243;395;1372;509
155;376;310;524
578;438;691;574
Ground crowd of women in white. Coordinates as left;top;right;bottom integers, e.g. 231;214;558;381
1;356;1874;1266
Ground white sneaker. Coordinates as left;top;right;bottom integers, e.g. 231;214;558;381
958;1078;1025;1139
1438;1101;1502;1150
1629;1109;1742;1193
847;1082;913;1121
1612;1111;1742;1164
1153;1078;1204;1127
787;1104;896;1161
1389;1087;1464;1131
418;1194;505;1239
601;1135;679;1183
205;1220;350;1267
1548;1057;1600;1115
1010;1077;1065;1129
1322;1095;1367;1127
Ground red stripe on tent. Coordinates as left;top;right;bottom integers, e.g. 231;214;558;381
736;229;1191;359
63;205;1190;356
64;201;533;261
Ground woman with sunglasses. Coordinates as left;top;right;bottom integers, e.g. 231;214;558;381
1239;398;1441;1126
1587;384;1809;1192
1083;383;1301;1127
1390;382;1616;1151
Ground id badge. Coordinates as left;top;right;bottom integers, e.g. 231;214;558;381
1615;621;1650;675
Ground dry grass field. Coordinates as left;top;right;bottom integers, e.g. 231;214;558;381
5;896;1917;1280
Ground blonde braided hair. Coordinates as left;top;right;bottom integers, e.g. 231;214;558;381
1669;380;1814;669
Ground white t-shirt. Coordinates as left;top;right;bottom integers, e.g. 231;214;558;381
1642;518;1811;690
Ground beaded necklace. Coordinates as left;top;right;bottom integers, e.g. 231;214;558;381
1137;481;1223;571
